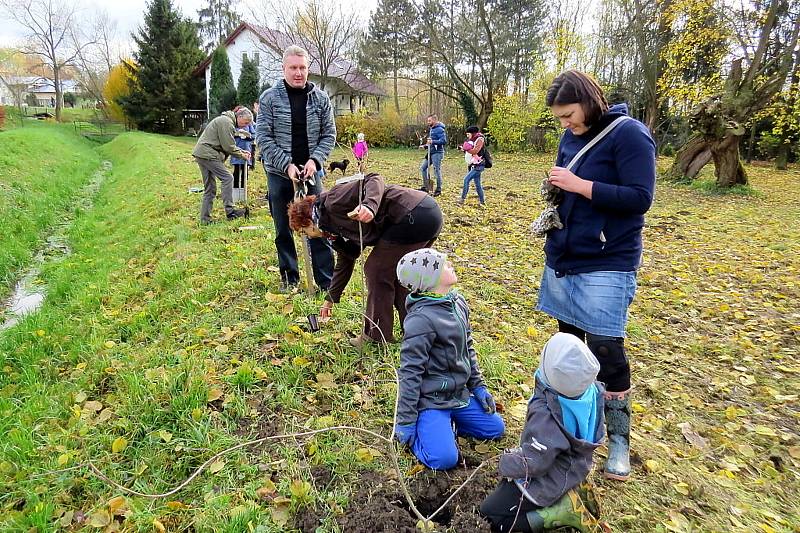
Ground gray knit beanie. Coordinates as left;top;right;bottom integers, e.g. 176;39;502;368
396;248;448;294
539;332;601;398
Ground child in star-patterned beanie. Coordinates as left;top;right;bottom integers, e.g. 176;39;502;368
393;248;505;470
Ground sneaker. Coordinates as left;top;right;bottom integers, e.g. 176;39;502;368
456;197;465;206
478;202;487;209
432;190;442;197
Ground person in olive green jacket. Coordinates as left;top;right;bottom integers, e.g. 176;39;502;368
192;108;253;225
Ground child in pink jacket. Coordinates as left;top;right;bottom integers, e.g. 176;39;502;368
352;133;368;172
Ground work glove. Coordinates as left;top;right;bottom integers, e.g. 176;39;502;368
394;423;416;446
472;386;497;414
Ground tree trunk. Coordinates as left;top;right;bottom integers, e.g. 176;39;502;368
746;123;756;163
711;134;748;187
775;142;790;170
476;92;493;129
644;96;658;134
54;67;62;122
392;71;400;114
667;136;712;180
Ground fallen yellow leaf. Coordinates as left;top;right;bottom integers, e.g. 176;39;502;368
111;437;128;453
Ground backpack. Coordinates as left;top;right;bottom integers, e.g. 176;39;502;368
479;141;493;168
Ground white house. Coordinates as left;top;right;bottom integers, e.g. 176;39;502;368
194;22;385;116
27;78;80;106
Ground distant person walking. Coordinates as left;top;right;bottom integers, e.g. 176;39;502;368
192;107;252;225
256;45;336;291
536;70;656;482
419;114;447;196
457;126;487;207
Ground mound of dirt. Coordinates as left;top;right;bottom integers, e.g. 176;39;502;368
296;467;498;533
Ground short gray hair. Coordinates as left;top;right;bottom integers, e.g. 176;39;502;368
235;107;253;122
283;45;310;64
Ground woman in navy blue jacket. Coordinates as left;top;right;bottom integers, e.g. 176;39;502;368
537;70;655;482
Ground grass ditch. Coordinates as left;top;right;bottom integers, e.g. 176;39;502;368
0;129;798;531
0;123;101;296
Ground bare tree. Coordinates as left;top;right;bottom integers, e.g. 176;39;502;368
0;0;96;121
69;10;121;113
0;48;31;120
548;0;591;73
253;0;362;95
399;0;546;128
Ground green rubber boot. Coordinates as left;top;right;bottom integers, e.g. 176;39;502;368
525;489;600;532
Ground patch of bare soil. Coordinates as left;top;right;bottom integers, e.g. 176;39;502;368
296;466;498;532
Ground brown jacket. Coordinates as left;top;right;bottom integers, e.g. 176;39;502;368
317;173;427;302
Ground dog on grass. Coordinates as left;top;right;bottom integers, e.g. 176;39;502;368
328;159;350;175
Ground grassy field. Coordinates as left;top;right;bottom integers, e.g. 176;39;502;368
0;127;798;532
0;124;100;294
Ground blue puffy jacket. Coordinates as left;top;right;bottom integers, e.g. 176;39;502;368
544;103;655;274
428;122;447;153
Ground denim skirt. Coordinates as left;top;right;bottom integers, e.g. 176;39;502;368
536;266;637;337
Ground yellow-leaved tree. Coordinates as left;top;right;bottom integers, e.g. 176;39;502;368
103;61;136;124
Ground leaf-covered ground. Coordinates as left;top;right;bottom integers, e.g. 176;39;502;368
0;129;798;532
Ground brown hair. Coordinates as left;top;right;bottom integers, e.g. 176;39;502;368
545;70;608;126
288;196;316;231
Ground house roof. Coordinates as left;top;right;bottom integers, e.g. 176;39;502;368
194;22;385;97
29;79;80;93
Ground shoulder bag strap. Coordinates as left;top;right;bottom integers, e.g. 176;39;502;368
565;116;630;171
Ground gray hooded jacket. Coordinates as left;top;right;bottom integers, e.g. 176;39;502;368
397;292;486;425
498;379;605;507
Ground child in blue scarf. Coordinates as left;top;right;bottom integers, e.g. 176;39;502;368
481;333;605;532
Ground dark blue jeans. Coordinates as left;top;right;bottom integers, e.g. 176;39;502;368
267;171;334;289
420;150;444;192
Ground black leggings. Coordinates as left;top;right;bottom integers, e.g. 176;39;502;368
480;480;538;532
557;320;631;392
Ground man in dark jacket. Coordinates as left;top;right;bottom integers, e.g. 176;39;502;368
192;108;252;225
256;45;335;291
419;114;447;196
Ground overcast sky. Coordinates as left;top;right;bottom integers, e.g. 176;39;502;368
0;0;377;50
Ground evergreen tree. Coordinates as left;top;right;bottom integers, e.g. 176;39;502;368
121;0;205;133
180;19;208;111
237;55;260;107
209;46;237;115
197;0;240;52
359;0;416;114
459;91;478;126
